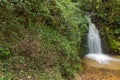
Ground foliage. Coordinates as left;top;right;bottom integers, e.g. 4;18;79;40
0;0;88;79
105;27;120;54
39;24;85;78
0;76;11;80
79;0;101;12
0;47;10;57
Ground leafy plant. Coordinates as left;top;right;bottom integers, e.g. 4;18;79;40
0;47;10;57
0;76;11;80
114;29;120;35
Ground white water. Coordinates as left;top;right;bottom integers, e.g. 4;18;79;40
85;16;119;64
87;16;102;53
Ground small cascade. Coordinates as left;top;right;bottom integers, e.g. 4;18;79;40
86;16;102;53
85;16;120;64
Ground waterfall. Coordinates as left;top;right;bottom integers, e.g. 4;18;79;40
86;16;102;53
85;16;119;64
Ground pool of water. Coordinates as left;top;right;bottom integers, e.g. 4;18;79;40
83;55;120;70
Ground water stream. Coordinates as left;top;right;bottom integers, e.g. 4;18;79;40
87;16;102;53
84;16;120;70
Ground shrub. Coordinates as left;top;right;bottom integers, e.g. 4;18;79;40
0;0;88;79
0;47;10;57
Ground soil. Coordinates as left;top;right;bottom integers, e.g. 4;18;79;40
79;64;120;80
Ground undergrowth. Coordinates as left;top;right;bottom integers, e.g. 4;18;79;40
0;0;87;79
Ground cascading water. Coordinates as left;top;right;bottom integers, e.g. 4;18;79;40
87;16;102;53
85;16;119;64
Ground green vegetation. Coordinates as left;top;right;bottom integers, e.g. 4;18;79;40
0;0;120;79
0;0;87;79
105;27;120;54
0;47;10;57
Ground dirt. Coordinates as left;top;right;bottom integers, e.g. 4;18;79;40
79;64;120;80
